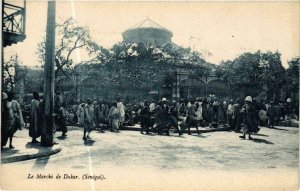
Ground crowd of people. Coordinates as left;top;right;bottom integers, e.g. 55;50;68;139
72;95;298;140
1;90;299;149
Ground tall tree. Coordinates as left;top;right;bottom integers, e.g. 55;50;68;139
283;57;299;101
36;18;106;78
259;51;286;101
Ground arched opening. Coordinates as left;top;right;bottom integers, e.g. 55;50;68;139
180;78;206;98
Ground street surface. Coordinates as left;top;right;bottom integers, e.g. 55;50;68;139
1;126;298;191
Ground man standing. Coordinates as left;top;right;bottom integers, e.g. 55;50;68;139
117;99;126;129
30;92;42;143
140;101;151;134
160;98;170;135
94;99;106;133
83;98;94;140
240;96;257;140
187;100;200;135
1;93;13;149
285;98;293;126
77;101;85;127
267;101;276;128
233;98;242;133
108;101;120;132
227;99;235;130
60;102;68;137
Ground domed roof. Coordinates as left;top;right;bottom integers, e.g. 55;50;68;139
123;18;172;35
122;18;173;45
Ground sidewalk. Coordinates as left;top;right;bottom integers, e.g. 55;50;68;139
2;119;296;164
1;128;61;164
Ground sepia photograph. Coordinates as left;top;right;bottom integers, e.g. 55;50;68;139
1;1;299;190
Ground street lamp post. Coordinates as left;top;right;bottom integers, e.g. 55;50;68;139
41;0;56;146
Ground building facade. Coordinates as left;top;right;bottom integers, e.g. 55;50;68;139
57;18;230;103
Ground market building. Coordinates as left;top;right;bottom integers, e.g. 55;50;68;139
56;18;230;102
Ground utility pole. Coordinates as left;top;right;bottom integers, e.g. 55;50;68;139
1;0;4;93
41;0;56;146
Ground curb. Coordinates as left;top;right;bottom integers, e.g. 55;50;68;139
1;147;62;164
121;126;230;133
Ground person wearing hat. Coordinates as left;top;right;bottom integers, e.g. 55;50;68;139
239;96;258;140
285;98;293;126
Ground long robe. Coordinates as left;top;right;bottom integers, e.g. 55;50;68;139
195;102;203;121
30;99;41;138
117;102;126;123
76;104;85;127
83;104;94;132
241;103;258;134
187;104;197;127
108;106;120;130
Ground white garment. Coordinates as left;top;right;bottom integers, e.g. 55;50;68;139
117;102;126;122
195;102;203;120
187;102;191;108
227;104;234;115
149;103;156;112
77;105;85;126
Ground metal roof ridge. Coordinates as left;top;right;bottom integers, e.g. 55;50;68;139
126;17;172;34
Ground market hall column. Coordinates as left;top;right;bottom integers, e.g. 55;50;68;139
172;72;181;101
41;0;56;146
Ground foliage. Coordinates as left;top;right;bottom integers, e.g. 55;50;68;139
80;42;211;90
259;51;286;100
24;67;44;94
283;57;299;98
36;18;107;78
218;51;289;100
3;54;27;92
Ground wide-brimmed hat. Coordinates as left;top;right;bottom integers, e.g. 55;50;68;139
245;96;252;102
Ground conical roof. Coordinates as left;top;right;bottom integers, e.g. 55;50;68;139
124;18;172;35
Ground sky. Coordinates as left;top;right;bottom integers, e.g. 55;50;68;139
4;1;300;68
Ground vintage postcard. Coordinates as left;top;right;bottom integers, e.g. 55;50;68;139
1;1;299;190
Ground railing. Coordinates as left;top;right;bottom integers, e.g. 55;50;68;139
2;1;26;35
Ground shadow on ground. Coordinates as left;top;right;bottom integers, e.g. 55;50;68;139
25;142;41;148
270;127;289;131
252;138;274;144
84;139;95;146
1;148;19;156
57;136;67;140
191;134;207;138
253;133;269;137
